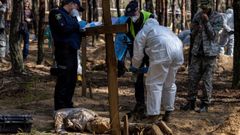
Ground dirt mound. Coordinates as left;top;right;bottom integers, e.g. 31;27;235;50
216;54;233;74
212;109;240;135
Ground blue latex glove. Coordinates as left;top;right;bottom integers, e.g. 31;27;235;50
139;67;148;73
129;66;148;73
79;20;87;29
89;22;96;27
129;66;138;73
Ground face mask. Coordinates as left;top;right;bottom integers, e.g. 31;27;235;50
131;15;139;23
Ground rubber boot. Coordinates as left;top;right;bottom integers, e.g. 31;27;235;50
180;101;195;111
197;102;208;113
162;111;172;122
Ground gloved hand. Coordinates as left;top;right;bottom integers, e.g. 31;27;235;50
79;20;87;29
139;67;148;73
228;31;234;35
71;9;81;22
129;66;138;73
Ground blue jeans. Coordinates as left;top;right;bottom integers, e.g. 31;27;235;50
22;31;30;59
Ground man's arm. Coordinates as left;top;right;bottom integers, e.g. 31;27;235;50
132;27;147;68
202;13;223;40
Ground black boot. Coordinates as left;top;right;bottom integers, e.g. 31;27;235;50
197;102;208;113
180;101;195;111
162;111;172;122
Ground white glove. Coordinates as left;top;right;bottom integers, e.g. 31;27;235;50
71;9;81;22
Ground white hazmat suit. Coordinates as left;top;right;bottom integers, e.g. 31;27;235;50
132;18;184;116
219;9;234;56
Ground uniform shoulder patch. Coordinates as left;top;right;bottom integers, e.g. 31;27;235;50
55;13;62;20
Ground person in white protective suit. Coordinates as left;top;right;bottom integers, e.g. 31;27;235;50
132;18;184;122
219;8;234;56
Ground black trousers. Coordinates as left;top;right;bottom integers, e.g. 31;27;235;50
134;55;149;105
54;47;77;110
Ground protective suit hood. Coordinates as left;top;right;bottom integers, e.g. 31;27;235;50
144;18;159;27
226;9;233;14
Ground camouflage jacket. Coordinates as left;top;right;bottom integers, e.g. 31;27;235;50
0;3;7;29
191;10;223;56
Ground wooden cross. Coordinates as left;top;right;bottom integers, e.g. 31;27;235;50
81;1;128;134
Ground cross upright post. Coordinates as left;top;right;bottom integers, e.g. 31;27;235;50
82;1;128;134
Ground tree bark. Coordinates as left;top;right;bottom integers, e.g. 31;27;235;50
88;0;92;22
172;0;176;32
32;0;39;40
161;0;166;25
37;0;45;64
116;0;121;17
155;0;162;24
9;0;24;73
232;0;240;88
180;0;186;30
216;0;220;11
164;0;168;26
145;0;154;13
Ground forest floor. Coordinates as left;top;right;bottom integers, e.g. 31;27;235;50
0;36;240;135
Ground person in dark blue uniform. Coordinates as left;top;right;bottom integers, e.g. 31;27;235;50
49;0;84;110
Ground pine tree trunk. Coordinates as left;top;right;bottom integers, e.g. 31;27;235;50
172;0;176;32
181;0;186;30
9;0;24;73
93;0;98;21
145;0;154;13
156;0;162;24
164;0;168;26
88;0;92;22
162;0;166;25
37;0;45;64
226;0;230;8
32;0;39;39
216;0;220;11
116;0;121;17
82;0;87;20
232;0;240;88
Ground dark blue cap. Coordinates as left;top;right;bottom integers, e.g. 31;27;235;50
62;0;85;12
125;1;139;16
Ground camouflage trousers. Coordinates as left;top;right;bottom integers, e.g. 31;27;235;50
0;29;6;58
187;55;216;104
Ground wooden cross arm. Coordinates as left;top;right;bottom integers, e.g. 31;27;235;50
85;24;128;36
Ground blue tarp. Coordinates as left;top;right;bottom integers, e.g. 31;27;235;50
114;16;131;61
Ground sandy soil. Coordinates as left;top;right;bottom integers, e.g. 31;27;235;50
0;37;239;135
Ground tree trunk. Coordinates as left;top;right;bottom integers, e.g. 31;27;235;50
232;0;240;88
88;0;92;22
156;0;162;24
172;0;176;32
226;0;230;8
139;0;142;10
216;0;220;11
9;0;24;73
32;0;39;40
162;0;166;25
180;0;186;30
145;0;154;13
93;0;98;21
82;0;87;20
37;0;45;64
116;0;121;17
164;0;168;26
